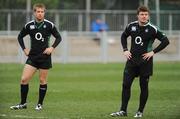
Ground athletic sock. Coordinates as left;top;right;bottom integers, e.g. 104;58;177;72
38;84;47;105
120;85;130;112
138;89;148;112
120;73;134;112
20;84;29;104
138;76;149;112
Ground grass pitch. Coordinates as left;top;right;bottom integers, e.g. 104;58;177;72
0;62;180;119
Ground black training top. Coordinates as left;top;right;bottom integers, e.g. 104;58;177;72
121;21;169;56
18;19;61;60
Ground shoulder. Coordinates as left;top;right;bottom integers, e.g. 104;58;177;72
124;21;138;32
92;21;98;26
125;21;138;31
24;20;34;29
147;22;158;33
44;19;55;29
127;21;138;27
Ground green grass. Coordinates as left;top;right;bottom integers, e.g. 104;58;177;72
0;62;180;119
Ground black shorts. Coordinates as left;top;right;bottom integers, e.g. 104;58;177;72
124;57;153;77
26;57;52;69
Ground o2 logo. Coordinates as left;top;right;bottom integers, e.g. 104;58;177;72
35;32;44;42
135;36;143;46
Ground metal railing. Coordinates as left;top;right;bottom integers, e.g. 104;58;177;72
0;9;180;34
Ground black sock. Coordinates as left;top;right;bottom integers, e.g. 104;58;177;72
121;85;131;112
120;73;134;112
38;84;47;105
20;84;29;104
138;76;149;112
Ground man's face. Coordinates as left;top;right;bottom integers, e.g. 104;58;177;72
137;11;149;25
34;7;45;21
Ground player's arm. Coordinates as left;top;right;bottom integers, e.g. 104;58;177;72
142;30;169;60
18;26;29;56
153;30;169;54
51;26;62;48
43;26;62;55
121;26;132;60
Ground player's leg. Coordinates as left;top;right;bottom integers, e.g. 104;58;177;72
10;64;37;109
139;75;149;112
110;71;135;117
20;64;37;103
134;59;152;117
35;69;48;110
134;75;149;117
120;71;135;112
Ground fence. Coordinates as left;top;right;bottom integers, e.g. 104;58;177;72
0;31;180;63
0;10;180;34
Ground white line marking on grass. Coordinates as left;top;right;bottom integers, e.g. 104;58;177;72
14;115;48;118
0;114;7;117
0;114;47;119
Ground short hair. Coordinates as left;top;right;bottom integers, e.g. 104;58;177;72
137;6;150;15
33;3;46;12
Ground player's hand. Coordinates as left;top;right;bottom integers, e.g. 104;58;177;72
142;51;154;61
43;47;54;55
123;51;132;60
23;48;30;56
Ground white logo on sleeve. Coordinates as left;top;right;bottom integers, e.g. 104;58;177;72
35;32;44;42
30;25;35;30
131;26;136;31
135;36;143;46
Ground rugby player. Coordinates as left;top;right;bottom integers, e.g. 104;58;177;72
110;6;169;117
10;3;61;110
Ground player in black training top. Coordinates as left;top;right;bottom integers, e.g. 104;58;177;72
110;6;169;118
10;3;61;110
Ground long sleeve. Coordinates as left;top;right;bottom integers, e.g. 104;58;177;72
18;27;28;50
121;26;130;51
153;30;170;53
153;37;169;53
51;26;62;48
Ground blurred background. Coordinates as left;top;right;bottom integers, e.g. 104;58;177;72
0;0;180;63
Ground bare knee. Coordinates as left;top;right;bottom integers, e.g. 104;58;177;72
21;76;29;84
39;69;48;85
39;77;47;85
